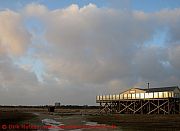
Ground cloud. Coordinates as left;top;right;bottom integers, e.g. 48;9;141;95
42;4;180;87
0;10;31;55
40;4;155;84
24;3;48;17
0;55;40;104
169;44;180;69
0;3;180;105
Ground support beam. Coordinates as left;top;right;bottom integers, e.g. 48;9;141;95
134;101;136;114
158;100;159;114
118;101;135;113
98;98;180;114
179;99;180;114
168;99;170;114
147;101;168;114
134;101;149;113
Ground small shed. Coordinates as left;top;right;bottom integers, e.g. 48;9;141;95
48;106;55;112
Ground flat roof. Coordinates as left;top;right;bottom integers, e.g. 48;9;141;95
141;86;179;93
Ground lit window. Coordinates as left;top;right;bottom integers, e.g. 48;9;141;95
128;94;132;99
132;94;135;99
136;93;140;98
140;93;144;99
159;92;163;98
120;94;123;99
164;92;168;98
113;95;116;100
116;94;120;100
124;94;127;99
154;92;158;98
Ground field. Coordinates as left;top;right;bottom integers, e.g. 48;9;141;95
1;107;180;130
86;114;180;130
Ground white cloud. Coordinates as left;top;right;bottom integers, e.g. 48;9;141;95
0;10;31;55
24;3;48;17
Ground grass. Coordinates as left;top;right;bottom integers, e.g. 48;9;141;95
0;111;37;123
86;114;180;127
0;111;41;130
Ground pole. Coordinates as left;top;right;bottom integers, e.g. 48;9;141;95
147;82;150;90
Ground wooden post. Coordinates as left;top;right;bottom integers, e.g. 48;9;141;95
158;100;159;114
164;100;165;115
173;99;176;114
148;100;150;114
134;101;136;114
141;100;143;114
179;99;180;114
168;99;170;114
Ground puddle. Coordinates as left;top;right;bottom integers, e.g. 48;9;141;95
86;121;105;126
69;129;82;131
81;120;86;123
33;112;40;116
42;118;62;125
42;118;64;130
85;121;99;126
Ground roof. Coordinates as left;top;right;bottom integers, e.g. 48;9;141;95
142;86;179;93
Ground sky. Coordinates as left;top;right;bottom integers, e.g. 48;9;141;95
0;0;180;105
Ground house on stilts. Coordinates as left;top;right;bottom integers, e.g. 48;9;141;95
96;86;180;114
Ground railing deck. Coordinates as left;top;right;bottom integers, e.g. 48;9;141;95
96;91;180;102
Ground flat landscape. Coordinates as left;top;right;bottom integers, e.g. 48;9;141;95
1;107;180;131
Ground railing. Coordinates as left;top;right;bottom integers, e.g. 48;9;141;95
96;92;180;101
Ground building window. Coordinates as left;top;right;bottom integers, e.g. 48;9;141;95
159;92;163;98
136;93;140;99
113;95;116;100
116;94;120;100
103;95;106;100
140;93;144;99
120;94;123;99
164;92;168;98
124;94;127;99
100;96;102;100
128;94;132;99
106;95;109;100
154;92;158;98
130;90;135;93
132;94;135;99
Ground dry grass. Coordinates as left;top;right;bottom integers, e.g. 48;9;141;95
86;114;180;128
0;107;99;114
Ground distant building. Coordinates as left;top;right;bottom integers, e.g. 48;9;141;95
55;102;61;107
